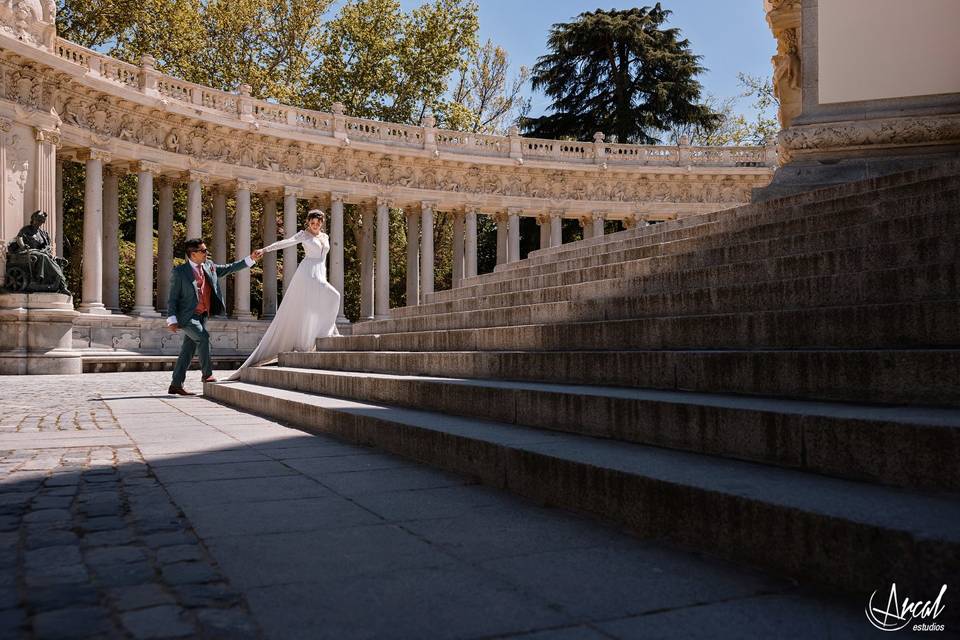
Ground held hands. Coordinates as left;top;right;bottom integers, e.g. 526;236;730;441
250;249;264;261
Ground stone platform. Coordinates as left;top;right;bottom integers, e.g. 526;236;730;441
0;371;876;639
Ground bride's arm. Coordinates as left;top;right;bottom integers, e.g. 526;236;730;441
260;230;305;253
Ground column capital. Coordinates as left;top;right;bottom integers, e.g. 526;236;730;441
492;211;509;224
376;196;394;209
506;207;523;216
404;208;420;219
284;185;304;198
132;160;163;176
260;188;283;200
535;213;551;225
235;178;257;192
591;210;608;220
78;148;111;163
329;191;347;203
34;126;61;146
421;200;437;213
464;202;483;214
104;164;127;178
183;170;210;184
548;209;566;219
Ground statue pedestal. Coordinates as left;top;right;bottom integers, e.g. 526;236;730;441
0;293;81;375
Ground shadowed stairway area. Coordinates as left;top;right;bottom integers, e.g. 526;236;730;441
206;163;960;602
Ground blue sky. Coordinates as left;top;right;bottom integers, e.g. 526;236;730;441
401;0;777;119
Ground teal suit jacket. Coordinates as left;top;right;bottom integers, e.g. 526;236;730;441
167;258;250;322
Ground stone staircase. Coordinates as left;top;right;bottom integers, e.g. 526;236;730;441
206;164;960;600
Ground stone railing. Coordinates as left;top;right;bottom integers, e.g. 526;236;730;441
48;36;775;170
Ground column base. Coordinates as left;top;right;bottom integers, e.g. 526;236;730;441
336;315;351;325
374;314;389;321
261;313;276;321
232;312;256;321
130;307;161;318
77;303;111;315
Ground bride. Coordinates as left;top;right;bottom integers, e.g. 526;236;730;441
228;209;340;380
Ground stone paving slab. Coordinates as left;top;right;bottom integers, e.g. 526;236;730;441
0;371;888;639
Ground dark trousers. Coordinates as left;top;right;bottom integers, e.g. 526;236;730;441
171;313;211;386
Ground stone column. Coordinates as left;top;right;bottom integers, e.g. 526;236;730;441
211;186;228;316
507;208;521;263
592;212;605;239
494;212;507;265
101;166;121;312
131;162;159;316
157;179;174;314
550;212;563;248
537;214;551;249
465;208;478;278
78;149;110;314
33;128;57;242
359;204;375;321
185;172;205;239
261;193;278;319
420;201;435;296
579;215;593;240
375;197;391;320
54;158;64;259
282;187;300;294
233;180;255;320
329;192;347;324
405;208;420;306
452;210;465;287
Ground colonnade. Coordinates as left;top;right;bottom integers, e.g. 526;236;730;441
59;154;633;321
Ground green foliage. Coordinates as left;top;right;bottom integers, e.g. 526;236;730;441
444;39;530;133
521;3;718;144
670;74;779;146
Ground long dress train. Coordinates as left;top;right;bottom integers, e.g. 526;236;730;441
228;230;340;380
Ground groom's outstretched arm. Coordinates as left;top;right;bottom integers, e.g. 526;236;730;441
213;250;263;278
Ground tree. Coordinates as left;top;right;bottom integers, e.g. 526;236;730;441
522;4;718;144
442;39;530;134
304;0;478;123
670;74;779;146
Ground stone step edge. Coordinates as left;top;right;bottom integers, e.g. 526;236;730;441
423;207;959;309
358;259;959;336
325;299;960;350
279;348;960;407
512;170;960;272
484;185;960;286
242;365;960;491
204;380;960;597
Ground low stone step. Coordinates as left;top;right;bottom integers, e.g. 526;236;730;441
240;366;960;491
496;171;960;279
203;380;960;597
279;348;960;407
461;186;960;294
353;260;959;336
390;208;958;321
419;205;960;315
441;175;960;303
320;300;960;353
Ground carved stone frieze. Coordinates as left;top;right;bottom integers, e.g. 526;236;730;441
779;115;960;160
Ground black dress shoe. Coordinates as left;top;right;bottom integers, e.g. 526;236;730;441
168;386;195;396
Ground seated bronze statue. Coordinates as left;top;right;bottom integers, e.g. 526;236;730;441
3;210;71;295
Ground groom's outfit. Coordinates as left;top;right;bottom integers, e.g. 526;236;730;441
166;255;254;392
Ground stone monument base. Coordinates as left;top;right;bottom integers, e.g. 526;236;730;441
0;293;81;375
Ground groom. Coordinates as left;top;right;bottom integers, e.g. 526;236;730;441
166;238;263;395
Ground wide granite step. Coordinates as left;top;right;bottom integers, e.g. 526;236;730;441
413;205;959;316
353;259;959;336
456;185;960;294
278;348;960;407
203;380;960;598
319;300;960;352
239;366;960;490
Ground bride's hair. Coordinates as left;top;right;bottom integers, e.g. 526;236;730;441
306;209;325;223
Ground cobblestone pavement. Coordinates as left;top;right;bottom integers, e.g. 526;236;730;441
0;372;875;640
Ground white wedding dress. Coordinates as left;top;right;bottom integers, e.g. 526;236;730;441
228;230;340;380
